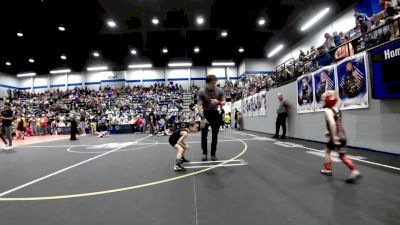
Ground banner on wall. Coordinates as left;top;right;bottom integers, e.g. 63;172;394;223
243;97;252;117
259;91;267;116
313;66;337;112
297;74;314;113
336;53;369;110
251;94;258;116
233;100;242;113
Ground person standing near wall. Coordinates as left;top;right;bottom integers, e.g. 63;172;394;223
273;93;291;139
197;75;226;161
70;116;79;141
0;103;14;150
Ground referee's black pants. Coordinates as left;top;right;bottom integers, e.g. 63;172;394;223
201;110;220;156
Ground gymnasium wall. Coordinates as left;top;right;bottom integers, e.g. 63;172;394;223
0;66;238;93
276;7;356;66
239;81;400;155
0;72;20;97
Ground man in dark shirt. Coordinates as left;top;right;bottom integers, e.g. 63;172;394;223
148;110;158;136
0;103;14;150
197;75;226;161
273;93;291;139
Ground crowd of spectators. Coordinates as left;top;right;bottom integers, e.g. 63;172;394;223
1;82;186;139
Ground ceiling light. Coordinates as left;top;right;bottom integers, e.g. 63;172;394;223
87;66;108;71
131;49;137;55
212;62;235;66
128;64;153;69
301;7;330;31
58;26;65;31
60;54;67;60
152;17;159;25
5;61;11;66
29;58;35;63
17;72;36;77
162;48;168;54
168;62;193;67
221;31;228;37
107;19;117;28
258;18;266;26
238;47;244;53
196;16;205;25
267;44;284;58
50;69;71;74
194;47;200;53
17;32;23;37
93;52;100;57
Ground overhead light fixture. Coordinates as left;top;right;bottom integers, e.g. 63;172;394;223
5;61;11;66
87;66;108;71
17;72;36;77
107;19;117;28
128;64;153;69
267;44;284;58
17;32;23;37
29;58;35;63
194;47;200;53
152;17;159;25
168;62;193;67
50;69;71;74
196;16;205;25
238;47;245;53
258;18;266;26
93;52;100;57
131;49;137;55
58;26;65;31
162;48;168;54
212;62;235;66
221;31;228;37
60;54;67;60
301;7;330;31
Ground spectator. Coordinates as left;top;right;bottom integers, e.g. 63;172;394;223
334;35;355;60
324;33;336;50
354;11;371;34
315;46;332;68
273;93;291;139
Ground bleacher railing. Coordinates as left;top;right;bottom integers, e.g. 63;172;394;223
272;15;400;88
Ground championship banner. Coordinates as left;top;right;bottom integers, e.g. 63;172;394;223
233;100;242;114
243;97;252;117
257;91;266;116
251;94;259;116
313;66;337;111
258;91;267;116
336;53;369;110
297;74;314;113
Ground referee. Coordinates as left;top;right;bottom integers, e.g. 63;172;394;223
197;75;226;161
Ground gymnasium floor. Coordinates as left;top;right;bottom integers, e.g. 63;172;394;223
0;130;399;225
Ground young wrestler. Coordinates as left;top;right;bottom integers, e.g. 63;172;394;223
169;121;198;171
320;91;362;183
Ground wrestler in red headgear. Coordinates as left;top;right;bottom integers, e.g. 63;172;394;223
320;91;362;183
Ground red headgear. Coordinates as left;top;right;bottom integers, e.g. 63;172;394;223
324;94;337;108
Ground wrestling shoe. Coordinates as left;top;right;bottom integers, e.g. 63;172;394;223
320;169;333;176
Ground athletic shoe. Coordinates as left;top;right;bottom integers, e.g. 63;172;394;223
181;157;190;163
346;173;363;184
5;145;13;150
201;154;208;161
174;164;187;171
320;169;333;176
211;156;218;161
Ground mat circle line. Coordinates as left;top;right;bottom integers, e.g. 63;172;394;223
0;137;247;201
